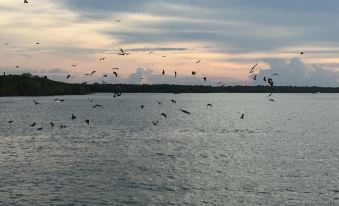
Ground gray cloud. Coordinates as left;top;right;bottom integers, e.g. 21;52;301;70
253;58;339;87
126;67;245;85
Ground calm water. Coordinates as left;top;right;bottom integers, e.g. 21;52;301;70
0;93;339;205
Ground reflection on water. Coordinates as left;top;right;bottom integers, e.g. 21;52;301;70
1;93;339;205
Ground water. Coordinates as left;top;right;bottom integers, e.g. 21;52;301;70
0;93;339;205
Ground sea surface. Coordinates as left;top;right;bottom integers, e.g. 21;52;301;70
0;93;339;206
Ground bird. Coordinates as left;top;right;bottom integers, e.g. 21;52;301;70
30;122;36;127
67;74;71;79
268;78;274;87
196;59;201;64
112;67;119;70
268;93;273;97
113;72;118;78
113;19;121;23
37;127;43;131
91;71;96;75
300;51;304;55
24;0;28;4
16;65;20;68
269;98;275;102
33;100;40;105
161;113;167;118
203;77;207;82
71;114;76;120
50;122;54;128
162;55;167;58
152;121;159;126
54;98;65;102
271;73;279;77
59;124;67;129
92;104;104;108
85;120;90;125
35;42;40;45
174;71;177;78
249;63;258;73
253;75;257;80
156;100;162;105
207;104;212;108
8;120;13;124
72;63;79;67
140;105;144;109
103;74;108;78
192;71;196;75
170;99;176;104
263;77;267;82
180;109;191;114
162;70;165;75
99;57;105;61
240;114;245;119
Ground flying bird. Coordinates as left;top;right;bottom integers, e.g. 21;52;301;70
207;104;212;108
156;100;162;105
33;100;40;105
37;127;43;131
103;74;108;77
8;120;13;124
71;114;76;120
253;75;257;80
113;72;118;77
91;71;96;75
72;63;79;67
59;124;67;129
174;71;177;78
113;19;121;23
269;98;275;102
249;63;258;73
203;77;207;82
35;42;40;45
16;65;20;68
140;105;144;109
263;77;267;82
50;122;54;128
161;113;167;118
300;51;304;55
170;99;176;104
192;71;196;75
67;74;71;79
99;57;106;61
162;70;165;75
196;59;201;64
24;0;28;4
271;73;279;77
180;109;191;114
85;120;90;125
92;104;104;108
240;114;245;119
152;121;159;126
112;67;119;70
30;122;36;127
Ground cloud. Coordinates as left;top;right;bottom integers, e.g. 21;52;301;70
253;58;339;87
126;67;245;85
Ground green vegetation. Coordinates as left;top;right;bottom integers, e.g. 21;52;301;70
0;73;90;96
0;73;338;97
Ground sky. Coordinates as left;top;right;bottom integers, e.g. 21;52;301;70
0;0;339;86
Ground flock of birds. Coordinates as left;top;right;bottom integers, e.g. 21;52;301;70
3;0;305;131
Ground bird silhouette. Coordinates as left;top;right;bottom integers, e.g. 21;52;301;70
253;75;257;80
67;74;71;79
140;105;144;109
72;63;78;67
263;77;267;82
156;100;162;105
8;120;13;124
16;65;20;68
71;114;76;120
170;99;176;104
152;121;159;126
112;67;119;70
30;122;36;127
174;71;177;78
113;72;118;77
269;98;275;102
113;19;121;23
33;100;40;105
240;114;245;119
196;59;201;64
50;122;54;128
249;63;258;73
207;104;212;108
59;124;67;129
37;127;43;131
192;71;196;75
300;51;304;55
24;0;28;4
161;113;167;118
103;74;108;77
203;77;207;82
162;70;165;75
85;120;90;125
99;57;106;61
180;109;191;114
92;104;104;108
91;71;96;75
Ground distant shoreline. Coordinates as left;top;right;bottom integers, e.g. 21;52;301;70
1;74;339;97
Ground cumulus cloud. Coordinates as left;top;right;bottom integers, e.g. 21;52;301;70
253;58;339;87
